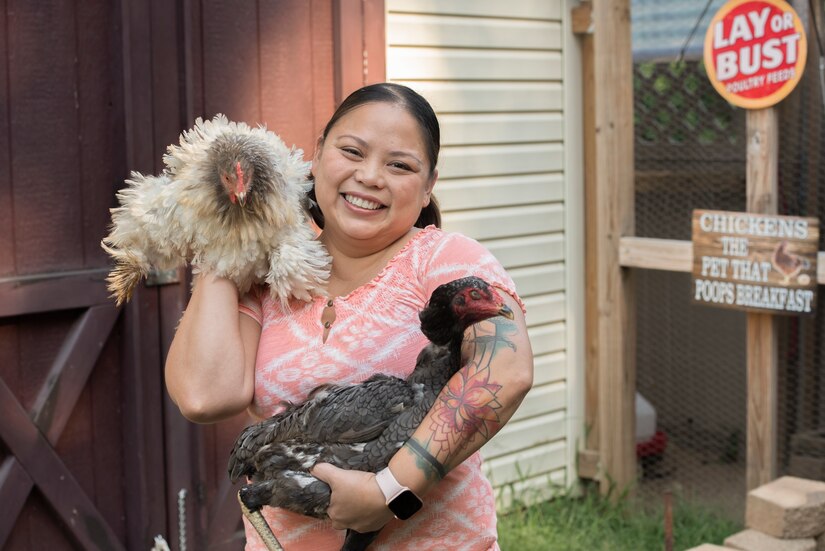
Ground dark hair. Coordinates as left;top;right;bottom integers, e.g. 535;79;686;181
307;82;441;229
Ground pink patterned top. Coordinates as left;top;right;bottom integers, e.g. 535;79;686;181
238;225;523;551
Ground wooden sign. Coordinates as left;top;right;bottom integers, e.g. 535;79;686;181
692;209;819;314
703;0;807;109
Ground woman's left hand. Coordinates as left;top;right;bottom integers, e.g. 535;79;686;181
311;463;394;533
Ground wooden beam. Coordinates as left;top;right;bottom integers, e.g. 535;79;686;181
593;0;636;496
0;458;33;547
0;377;125;550
31;304;121;441
572;1;594;35
0;304;121;536
745;108;779;490
619;237;693;272
576;449;601;480
575;0;600;456
619;237;825;284
0;268;112;317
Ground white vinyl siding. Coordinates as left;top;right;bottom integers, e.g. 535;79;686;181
387;0;581;506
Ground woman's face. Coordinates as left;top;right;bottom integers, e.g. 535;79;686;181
312;102;437;251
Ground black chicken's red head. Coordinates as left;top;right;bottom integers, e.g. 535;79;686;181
420;276;514;346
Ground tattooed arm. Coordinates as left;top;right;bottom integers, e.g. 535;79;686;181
314;289;533;533
397;289;534;483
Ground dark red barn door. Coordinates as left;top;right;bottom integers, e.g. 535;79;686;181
0;1;383;550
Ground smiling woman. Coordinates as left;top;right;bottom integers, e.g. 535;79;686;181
312;101;436;260
165;82;534;551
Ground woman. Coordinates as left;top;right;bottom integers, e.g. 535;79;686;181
166;83;534;550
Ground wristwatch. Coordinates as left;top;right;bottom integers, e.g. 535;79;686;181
374;467;423;520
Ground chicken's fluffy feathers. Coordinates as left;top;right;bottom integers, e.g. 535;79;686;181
101;114;330;305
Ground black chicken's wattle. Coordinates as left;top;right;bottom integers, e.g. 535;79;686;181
227;276;513;551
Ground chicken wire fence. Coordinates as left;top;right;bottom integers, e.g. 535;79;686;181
631;0;825;520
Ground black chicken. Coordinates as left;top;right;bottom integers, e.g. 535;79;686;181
228;276;514;551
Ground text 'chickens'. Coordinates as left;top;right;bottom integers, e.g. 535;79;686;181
691;209;819;315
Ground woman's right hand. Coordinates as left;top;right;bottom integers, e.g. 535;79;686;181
165;273;261;423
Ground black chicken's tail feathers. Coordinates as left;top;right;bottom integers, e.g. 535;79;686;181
341;529;381;551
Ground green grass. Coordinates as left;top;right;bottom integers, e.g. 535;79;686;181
497;488;742;551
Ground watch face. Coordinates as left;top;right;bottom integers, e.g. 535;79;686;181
388;489;423;520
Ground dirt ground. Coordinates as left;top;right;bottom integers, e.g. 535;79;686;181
636;439;746;521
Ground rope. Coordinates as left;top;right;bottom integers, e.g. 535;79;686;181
237;492;285;551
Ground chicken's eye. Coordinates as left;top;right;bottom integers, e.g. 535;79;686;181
469;290;481;300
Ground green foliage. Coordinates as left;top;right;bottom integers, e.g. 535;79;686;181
497;486;741;551
634;59;740;146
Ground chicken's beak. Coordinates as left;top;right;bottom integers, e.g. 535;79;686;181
237;191;247;208
498;304;514;320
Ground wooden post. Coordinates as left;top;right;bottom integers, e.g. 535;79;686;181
745;108;779;490
572;0;600;458
592;0;637;495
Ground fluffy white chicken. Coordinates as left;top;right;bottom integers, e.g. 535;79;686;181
101;114;330;305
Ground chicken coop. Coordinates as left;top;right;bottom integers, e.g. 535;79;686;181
576;0;825;523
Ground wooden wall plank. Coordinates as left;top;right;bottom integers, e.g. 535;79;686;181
89;329;127;540
387;14;562;50
436;174;563;209
260;0;317;153
120;4;169;546
201;0;261;123
121;291;167;550
439;143;564;179
333;0;365;103
387;0;562;20
440;113;564;145
9;1;83;274
362;0;386;86
0;0;13;277
401;81;563;113
310;0;335;143
121;0;154;172
150;0;184;169
387;48;562;81
78;1;124;268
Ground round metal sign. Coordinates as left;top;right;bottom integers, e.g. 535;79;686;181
703;0;807;109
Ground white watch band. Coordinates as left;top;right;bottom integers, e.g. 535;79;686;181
374;467;407;503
